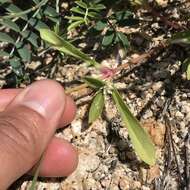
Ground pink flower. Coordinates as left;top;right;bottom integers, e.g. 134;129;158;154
100;67;116;79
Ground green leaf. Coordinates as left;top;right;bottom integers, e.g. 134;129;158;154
44;6;59;17
94;20;107;31
40;29;100;67
112;88;155;165
0;51;9;57
75;1;87;9
68;20;84;31
114;10;133;21
89;91;104;124
9;58;23;77
117;32;129;48
21;31;39;47
1;19;20;32
48;16;60;23
0;0;11;3
66;16;84;21
16;42;31;62
130;0;147;6
29;158;41;190
29;18;49;30
102;31;115;46
187;62;190;80
170;31;190;44
40;29;64;46
183;58;190;80
89;3;106;10
87;11;99;18
6;4;28;20
92;0;102;4
70;7;85;15
0;32;14;43
83;76;105;89
32;0;40;4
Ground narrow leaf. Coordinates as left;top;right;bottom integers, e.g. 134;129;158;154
9;58;23;77
117;32;129;48
6;4;28;20
21;31;39;47
29;18;49;30
16;42;31;62
87;11;99;18
75;1;87;9
68;20;84;31
32;0;40;4
44;6;59;17
89;3;106;10
2;19;20;32
170;31;190;44
46;16;59;23
40;28;63;46
83;76;105;89
0;32;14;43
114;10;133;20
102;31;115;46
0;51;9;57
0;0;11;3
29;157;42;190
40;29;100;67
94;20;108;31
187;62;190;80
112;88;155;165
183;58;190;80
89;91;104;124
130;0;147;6
71;7;85;15
66;16;84;21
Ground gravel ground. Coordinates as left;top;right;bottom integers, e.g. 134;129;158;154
4;0;190;190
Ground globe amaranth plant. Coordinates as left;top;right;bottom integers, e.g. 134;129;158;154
40;28;156;166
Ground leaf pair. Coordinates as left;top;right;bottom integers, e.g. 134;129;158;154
85;77;156;165
102;30;129;49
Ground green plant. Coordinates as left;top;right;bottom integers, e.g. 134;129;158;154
40;28;156;166
0;0;59;85
67;0;138;50
2;1;175;188
66;0;105;31
170;30;190;80
94;10;135;49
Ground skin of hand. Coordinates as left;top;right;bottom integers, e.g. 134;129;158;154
0;80;78;189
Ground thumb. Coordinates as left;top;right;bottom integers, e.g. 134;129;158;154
0;80;66;189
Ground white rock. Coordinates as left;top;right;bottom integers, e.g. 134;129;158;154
71;120;82;136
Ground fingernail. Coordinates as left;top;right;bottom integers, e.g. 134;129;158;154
9;80;65;119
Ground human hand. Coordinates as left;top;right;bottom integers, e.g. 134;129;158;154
0;80;78;189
